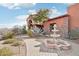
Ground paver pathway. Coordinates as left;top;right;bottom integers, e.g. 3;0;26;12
23;37;79;56
24;38;58;56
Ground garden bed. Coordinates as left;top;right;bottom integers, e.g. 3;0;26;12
0;39;26;56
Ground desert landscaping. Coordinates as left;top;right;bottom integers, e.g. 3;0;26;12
0;3;79;56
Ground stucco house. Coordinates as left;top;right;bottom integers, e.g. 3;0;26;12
27;4;79;39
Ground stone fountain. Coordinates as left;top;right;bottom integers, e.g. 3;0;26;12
44;24;71;50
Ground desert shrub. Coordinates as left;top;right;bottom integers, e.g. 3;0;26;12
2;32;14;39
3;39;16;44
27;29;33;37
21;25;27;34
70;29;79;39
11;41;22;46
3;39;23;47
0;47;13;56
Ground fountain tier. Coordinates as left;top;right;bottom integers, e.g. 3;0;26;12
44;24;71;50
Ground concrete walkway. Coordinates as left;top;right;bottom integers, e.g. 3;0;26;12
24;38;58;56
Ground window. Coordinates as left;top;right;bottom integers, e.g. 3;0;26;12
50;23;56;31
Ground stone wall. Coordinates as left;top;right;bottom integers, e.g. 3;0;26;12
59;17;69;39
63;17;69;39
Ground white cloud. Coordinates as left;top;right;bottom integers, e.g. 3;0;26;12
49;7;66;18
0;15;29;29
16;14;29;25
16;15;29;20
28;9;37;15
0;14;29;28
16;14;29;29
0;14;28;28
0;3;35;10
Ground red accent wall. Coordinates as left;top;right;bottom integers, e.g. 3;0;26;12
68;4;79;29
43;4;79;32
43;16;68;32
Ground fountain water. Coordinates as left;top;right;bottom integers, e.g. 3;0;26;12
44;24;71;50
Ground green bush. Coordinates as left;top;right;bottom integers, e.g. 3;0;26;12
21;25;27;34
3;32;14;39
3;39;23;47
0;47;13;56
11;41;22;46
27;29;33;37
3;39;16;44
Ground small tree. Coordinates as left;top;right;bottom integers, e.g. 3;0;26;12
26;9;50;36
33;9;50;24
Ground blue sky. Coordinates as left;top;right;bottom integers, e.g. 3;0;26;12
0;3;72;28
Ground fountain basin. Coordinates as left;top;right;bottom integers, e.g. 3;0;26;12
50;34;60;37
44;40;71;50
51;30;59;32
